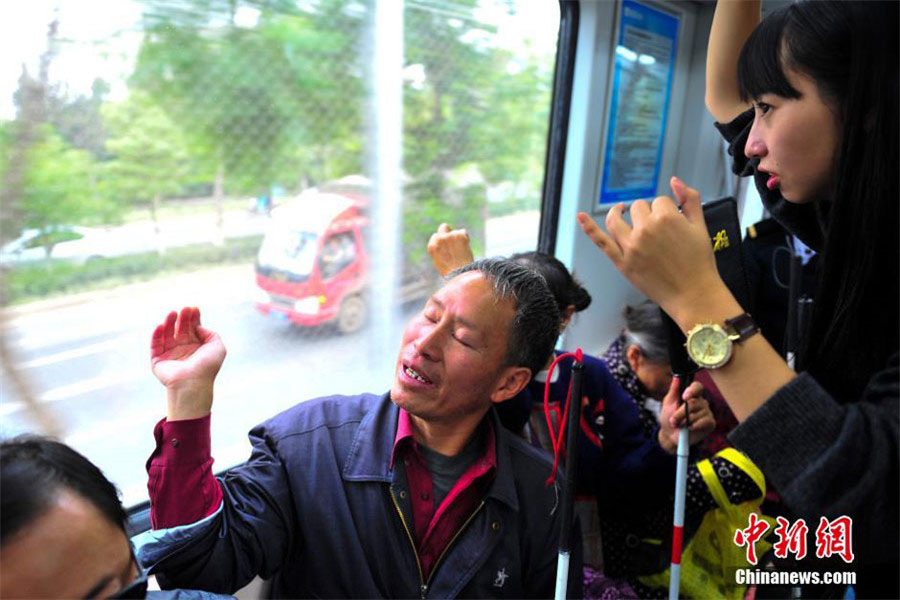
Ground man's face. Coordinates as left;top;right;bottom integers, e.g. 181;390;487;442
391;271;520;424
0;489;138;599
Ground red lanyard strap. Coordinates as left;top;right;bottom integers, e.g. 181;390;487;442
543;348;583;486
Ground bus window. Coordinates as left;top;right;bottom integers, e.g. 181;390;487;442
0;0;561;508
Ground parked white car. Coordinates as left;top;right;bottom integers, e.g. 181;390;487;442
0;226;141;268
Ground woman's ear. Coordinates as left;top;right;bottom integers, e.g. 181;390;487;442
560;305;576;332
626;343;642;373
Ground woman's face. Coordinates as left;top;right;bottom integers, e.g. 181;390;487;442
626;344;672;401
744;67;841;204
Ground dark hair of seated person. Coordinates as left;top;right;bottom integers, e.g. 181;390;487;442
509;251;592;319
1;435;128;545
0;435;144;600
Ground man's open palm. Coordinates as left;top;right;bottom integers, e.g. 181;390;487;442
151;307;226;390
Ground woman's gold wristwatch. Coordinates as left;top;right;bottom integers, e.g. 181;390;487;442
685;313;759;369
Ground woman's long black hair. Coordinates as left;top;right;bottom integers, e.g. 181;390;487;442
737;1;899;400
509;251;591;320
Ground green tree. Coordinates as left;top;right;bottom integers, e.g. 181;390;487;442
130;0;368;241
401;1;554;260
48;78;111;160
102;91;192;249
13;71;112;162
18;126;110;259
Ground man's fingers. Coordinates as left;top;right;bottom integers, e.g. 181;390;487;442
685;395;709;412
437;222;452;234
577;212;624;266
196;325;217;344
687;405;709;422
151;324;166;359
669;388;710;428
188;307;201;342
175;306;192;339
163;311;177;347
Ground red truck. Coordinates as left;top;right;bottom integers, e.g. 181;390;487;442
253;178;434;333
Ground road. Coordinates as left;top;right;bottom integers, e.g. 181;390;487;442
0;262;416;506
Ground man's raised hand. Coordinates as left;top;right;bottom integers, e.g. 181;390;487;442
150;307;226;421
427;223;475;277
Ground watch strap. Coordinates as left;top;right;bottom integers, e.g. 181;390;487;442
724;313;759;342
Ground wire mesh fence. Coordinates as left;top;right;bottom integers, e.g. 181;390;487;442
0;0;559;505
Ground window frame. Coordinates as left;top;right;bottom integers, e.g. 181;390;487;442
537;0;580;256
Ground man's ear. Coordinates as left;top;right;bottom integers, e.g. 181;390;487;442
626;343;642;373
489;366;533;404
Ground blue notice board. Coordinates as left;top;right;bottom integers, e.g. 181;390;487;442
597;0;680;209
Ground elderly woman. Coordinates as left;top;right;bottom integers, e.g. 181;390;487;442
604;300;739;456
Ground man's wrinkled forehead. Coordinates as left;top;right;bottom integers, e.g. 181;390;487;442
442;269;513;304
434;271;516;329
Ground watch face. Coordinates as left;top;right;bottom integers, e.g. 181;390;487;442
687;325;732;368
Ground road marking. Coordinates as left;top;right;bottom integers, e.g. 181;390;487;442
0;370;145;417
7;325;133;352
18;337;135;369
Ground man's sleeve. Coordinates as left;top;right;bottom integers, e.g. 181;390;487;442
139;421;299;594
147;416;222;528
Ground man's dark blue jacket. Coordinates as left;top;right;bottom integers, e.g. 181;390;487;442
137;393;582;599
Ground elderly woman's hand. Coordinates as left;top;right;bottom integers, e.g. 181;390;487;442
577;177;730;330
657;376;715;454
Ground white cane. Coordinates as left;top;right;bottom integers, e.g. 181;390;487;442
669;414;690;600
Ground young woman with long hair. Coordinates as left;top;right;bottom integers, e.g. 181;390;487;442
579;1;898;596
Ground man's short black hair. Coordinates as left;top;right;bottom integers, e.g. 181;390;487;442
0;436;127;545
450;257;560;375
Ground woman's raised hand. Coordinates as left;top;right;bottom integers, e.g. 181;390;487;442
577;177;727;330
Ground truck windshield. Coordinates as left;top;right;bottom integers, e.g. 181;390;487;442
258;228;318;276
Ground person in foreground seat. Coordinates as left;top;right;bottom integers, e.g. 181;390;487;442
0;436;228;600
139;258;583;598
